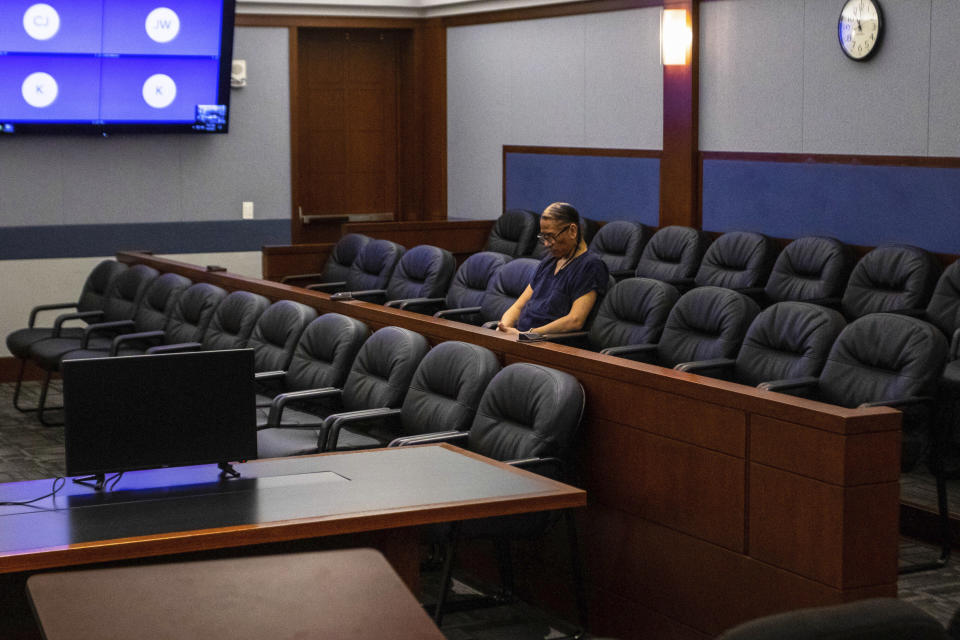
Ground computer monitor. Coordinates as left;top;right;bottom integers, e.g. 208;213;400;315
62;349;256;478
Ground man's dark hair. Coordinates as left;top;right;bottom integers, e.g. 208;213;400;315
541;202;582;244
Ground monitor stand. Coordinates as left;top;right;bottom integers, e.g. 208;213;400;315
72;474;106;491
218;462;240;479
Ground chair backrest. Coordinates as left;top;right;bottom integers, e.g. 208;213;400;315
345;239;405;291
444;252;512;322
341;326;430;412
77;260;127;313
478;257;540;324
248;300;318;373
163;283;227;345
286;313;370;391
101;264;158;322
385;245;456;302
656;286;760;367
734;302;846;386
588;221;652;274
467;362;584;462
324;233;371;283
202;290;270;351
588;277;679;350
764;236;854;304
694;231;777;290
924;260;960;341
400;341;501;436
635;226;711;284
818;313;946;408
841;244;941;319
485;209;539;257
132;272;192;333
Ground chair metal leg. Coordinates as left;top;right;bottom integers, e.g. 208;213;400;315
11;359;40;413
433;521;461;627
36;371;64;427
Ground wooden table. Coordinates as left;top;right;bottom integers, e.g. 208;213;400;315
26;548;446;640
0;444;585;639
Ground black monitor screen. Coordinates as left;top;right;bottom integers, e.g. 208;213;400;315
62;349;256;477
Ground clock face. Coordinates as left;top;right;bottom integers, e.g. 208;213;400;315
838;0;883;61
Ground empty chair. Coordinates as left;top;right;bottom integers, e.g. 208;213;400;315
676;301;846;385
7;259;126;412
634;225;711;290
584;277;679;351
280;233;371;287
308;239;405;294
484;209;539;258
436;258;539;327
603;286;760;367
391;251;512;322
840;243;941;320
587;221;652;278
763;236;854;304
334;244;456;305
694;230;777;295
257;326;430;458
923;260;960;348
191;290;271;353
247;300;318;373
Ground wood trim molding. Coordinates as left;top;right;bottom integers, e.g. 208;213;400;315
441;0;661;27
701;150;960;169
504;145;661;158
236;14;421;28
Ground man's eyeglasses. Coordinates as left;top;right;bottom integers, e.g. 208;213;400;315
536;224;571;245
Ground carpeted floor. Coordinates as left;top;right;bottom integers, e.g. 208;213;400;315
3;380;960;638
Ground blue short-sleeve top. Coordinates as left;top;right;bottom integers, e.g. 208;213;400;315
517;250;610;332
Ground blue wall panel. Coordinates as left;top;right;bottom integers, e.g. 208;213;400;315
0;220;290;260
702;159;960;253
504;152;660;225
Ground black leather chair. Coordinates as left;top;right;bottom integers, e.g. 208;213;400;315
602;285;760;367
307;239;404;294
717;598;948;640
485;209;539;258
763;236;854;305
254;313;370;429
191;290;270;353
257;326;430;459
333;245;456;305
436;258;539;328
247;300;318;373
694;230;777;297
923;260;960;349
280;233;371;287
7;259;126;412
840;244;941;320
390;362;586;627
323;341;501;452
634;225;711;291
391;251;512;322
676;301;846;385
587;220;652;279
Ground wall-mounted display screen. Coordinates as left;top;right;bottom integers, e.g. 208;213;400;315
0;0;236;135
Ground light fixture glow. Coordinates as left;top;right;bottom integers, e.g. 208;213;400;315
661;8;692;66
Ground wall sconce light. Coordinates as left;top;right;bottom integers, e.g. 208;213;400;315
661;8;692;66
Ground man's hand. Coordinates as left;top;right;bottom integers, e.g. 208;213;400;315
497;321;520;335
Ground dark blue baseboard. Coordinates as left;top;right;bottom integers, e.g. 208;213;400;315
703;159;960;253
0;219;291;260
505;152;660;225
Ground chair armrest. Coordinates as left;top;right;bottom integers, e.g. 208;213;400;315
481;320;499;330
146;342;202;354
323;407;402;451
387;297;445;313
507;456;565;479
52;310;103;336
29;302;78;328
81;320;135;348
674;358;736;374
600;343;657;360
334;289;387;304
280;272;325;284
951;328;960;361
254;370;287;382
388;431;469;447
264;387;341;429
859;396;934;410
110;330;164;356
757;376;819;393
307;281;346;292
434;306;481;320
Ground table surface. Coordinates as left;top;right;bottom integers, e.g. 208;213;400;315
26;548;446;640
0;444;585;574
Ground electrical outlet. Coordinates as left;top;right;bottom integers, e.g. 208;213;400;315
242;201;254;219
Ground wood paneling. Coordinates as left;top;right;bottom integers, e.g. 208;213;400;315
261;243;335;281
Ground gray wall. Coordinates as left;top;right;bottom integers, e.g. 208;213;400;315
446;8;663;220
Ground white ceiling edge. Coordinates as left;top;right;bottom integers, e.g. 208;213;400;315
237;0;584;20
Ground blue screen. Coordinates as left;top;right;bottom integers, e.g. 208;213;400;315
0;0;235;134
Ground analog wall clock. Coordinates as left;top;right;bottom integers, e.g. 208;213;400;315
838;0;883;61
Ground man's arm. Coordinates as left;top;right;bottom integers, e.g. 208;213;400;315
528;290;597;334
497;285;534;334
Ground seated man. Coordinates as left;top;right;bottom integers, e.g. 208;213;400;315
498;202;609;335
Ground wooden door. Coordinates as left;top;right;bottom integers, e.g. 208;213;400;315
294;28;400;243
